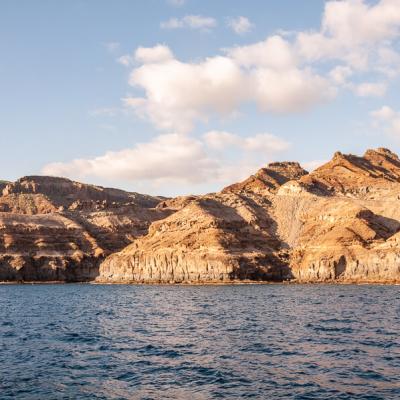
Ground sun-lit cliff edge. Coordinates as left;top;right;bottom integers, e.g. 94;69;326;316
1;148;400;283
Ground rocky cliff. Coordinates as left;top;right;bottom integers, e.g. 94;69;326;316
2;148;400;283
0;176;171;281
98;149;400;284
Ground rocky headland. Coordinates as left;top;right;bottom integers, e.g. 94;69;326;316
2;148;400;283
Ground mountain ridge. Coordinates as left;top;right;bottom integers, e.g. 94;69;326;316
1;148;400;283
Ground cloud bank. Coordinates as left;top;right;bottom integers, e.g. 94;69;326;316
45;0;400;193
43;132;290;193
120;1;400;134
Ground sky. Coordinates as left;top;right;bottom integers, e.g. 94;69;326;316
1;0;400;196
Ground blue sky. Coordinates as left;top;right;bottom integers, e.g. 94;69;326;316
1;0;400;195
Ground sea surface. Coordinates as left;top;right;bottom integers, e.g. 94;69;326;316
0;284;399;399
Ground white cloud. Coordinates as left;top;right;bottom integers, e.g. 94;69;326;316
296;0;400;71
43;134;218;185
167;0;186;6
371;105;400;136
57;0;400;193
371;105;396;120
227;35;296;69
135;45;174;63
227;16;254;35
160;15;217;30
89;107;119;117
329;65;353;85
203;131;290;153
301;159;327;171
103;42;120;53
118;1;400;135
125;55;249;133
354;82;387;97
117;45;173;67
124;42;333;133
253;67;335;113
42;131;290;193
117;54;133;67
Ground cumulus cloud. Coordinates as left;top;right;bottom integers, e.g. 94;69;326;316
253;67;335;113
117;54;133;67
370;105;400;136
301;159;327;171
160;15;217;30
203;131;290;153
329;65;353;85
371;105;397;120
135;45;174;63
124;40;333;133
117;44;173;67
42;131;290;193
354;82;387;97
296;0;400;70
227;16;254;35
89;107;119;117
227;35;296;69
103;41;120;53
43;134;218;184
125;55;249;133
118;1;400;134
62;1;400;193
167;0;186;6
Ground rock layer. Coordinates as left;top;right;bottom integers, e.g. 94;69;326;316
0;176;170;281
98;149;400;283
2;149;400;283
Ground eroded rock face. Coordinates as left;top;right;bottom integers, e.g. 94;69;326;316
3;148;400;283
98;148;400;283
99;193;290;283
0;176;171;281
223;162;308;194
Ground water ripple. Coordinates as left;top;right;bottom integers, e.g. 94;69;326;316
0;284;399;399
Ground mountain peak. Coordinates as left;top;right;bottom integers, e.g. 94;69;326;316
364;147;399;160
299;148;400;194
222;161;308;194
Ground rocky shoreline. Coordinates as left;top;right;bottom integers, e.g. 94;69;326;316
1;148;400;284
2;279;399;285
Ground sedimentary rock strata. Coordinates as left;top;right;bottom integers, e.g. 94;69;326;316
98;149;400;283
0;176;171;281
2;148;400;283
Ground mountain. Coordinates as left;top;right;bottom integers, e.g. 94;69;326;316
2;148;400;283
98;148;400;284
0;176;171;281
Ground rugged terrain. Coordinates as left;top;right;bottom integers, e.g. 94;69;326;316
0;176;171;281
2;148;400;283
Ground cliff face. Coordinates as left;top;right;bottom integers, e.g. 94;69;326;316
98;149;400;284
2;148;400;283
0;176;170;281
99;193;290;283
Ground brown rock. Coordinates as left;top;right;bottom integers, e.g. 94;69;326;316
3;148;400;283
98;148;400;284
0;176;171;281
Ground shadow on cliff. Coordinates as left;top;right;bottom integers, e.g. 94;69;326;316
0;255;100;282
196;196;292;281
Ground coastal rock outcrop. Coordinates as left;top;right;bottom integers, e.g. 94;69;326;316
0;176;171;281
99;193;289;283
2;148;400;283
98;148;400;284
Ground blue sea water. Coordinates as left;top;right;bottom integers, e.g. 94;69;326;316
0;284;399;400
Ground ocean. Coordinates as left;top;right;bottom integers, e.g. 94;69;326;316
1;284;399;399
